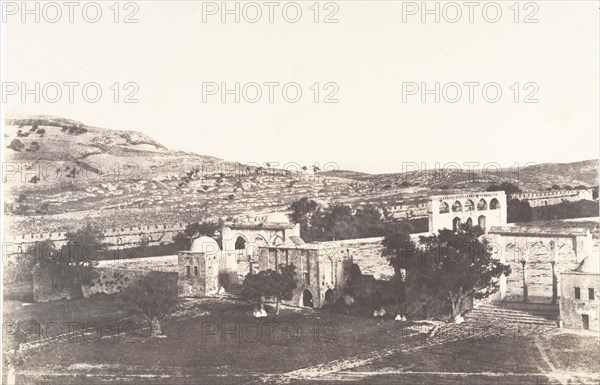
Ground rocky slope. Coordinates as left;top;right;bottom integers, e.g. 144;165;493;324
3;116;598;234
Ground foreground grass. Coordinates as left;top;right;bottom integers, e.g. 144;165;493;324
5;294;599;385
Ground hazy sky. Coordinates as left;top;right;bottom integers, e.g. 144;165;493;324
3;1;599;174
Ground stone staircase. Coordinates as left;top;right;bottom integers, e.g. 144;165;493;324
467;301;559;327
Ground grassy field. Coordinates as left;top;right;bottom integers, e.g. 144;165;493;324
4;294;599;385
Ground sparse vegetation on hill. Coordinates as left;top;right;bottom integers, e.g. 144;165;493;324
4;116;598;235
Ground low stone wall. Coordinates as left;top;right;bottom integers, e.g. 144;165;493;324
31;262;177;302
83;268;176;298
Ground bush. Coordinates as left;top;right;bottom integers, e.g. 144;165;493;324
7;139;24;152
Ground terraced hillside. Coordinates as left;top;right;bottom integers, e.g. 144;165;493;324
3;115;598;234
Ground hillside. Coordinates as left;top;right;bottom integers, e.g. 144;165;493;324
3;116;598;234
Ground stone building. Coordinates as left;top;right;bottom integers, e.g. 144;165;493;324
559;255;599;332
428;191;507;233
221;212;302;261
509;188;595;207
257;243;353;308
177;213;302;298
177;236;229;297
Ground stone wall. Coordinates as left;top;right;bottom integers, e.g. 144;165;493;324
3;222;189;258
257;246;352;308
489;226;594;302
509;189;594;208
32;262;176;302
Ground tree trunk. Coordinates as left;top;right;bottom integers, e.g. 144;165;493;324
551;261;558;305
449;289;464;323
149;317;162;337
275;297;280;315
521;261;529;303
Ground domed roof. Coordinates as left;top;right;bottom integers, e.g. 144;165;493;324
575;255;600;274
190;236;220;254
265;212;290;224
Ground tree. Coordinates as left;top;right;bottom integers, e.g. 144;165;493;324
382;222;415;317
417;225;511;322
289;197;318;225
241;264;297;315
122;271;177;337
7;138;24;152
241;270;273;313
507;198;532;223
173;221;221;250
45;223;105;297
271;264;297;314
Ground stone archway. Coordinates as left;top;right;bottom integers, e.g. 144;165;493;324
490;198;500;209
477;199;488;211
234;236;247;250
452;217;462;231
439;202;450;213
452;201;463;212
302;289;314;308
324;288;335;304
464;199;475;212
478;215;486;229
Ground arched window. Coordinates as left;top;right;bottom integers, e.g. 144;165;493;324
254;236;267;246
452;217;462;231
478;215;487;229
439;202;449;213
466;218;473;228
477;199;488;210
464;200;475;212
452;201;463;212
490;198;500;210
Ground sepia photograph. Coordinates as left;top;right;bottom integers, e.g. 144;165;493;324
1;1;599;384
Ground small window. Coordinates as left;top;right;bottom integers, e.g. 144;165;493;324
574;287;580;299
186;266;191;277
194;266;198;276
589;288;595;300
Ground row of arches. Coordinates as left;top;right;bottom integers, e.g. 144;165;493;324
233;234;284;250
452;215;486;231
440;198;500;214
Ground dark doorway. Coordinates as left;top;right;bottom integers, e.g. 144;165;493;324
452;217;461;231
235;236;246;250
324;289;335;303
478;215;487;229
302;289;314;308
582;314;589;330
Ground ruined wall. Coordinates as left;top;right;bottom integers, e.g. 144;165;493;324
489;232;592;302
32;263;176;302
257;246;351;308
31;263;76;302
